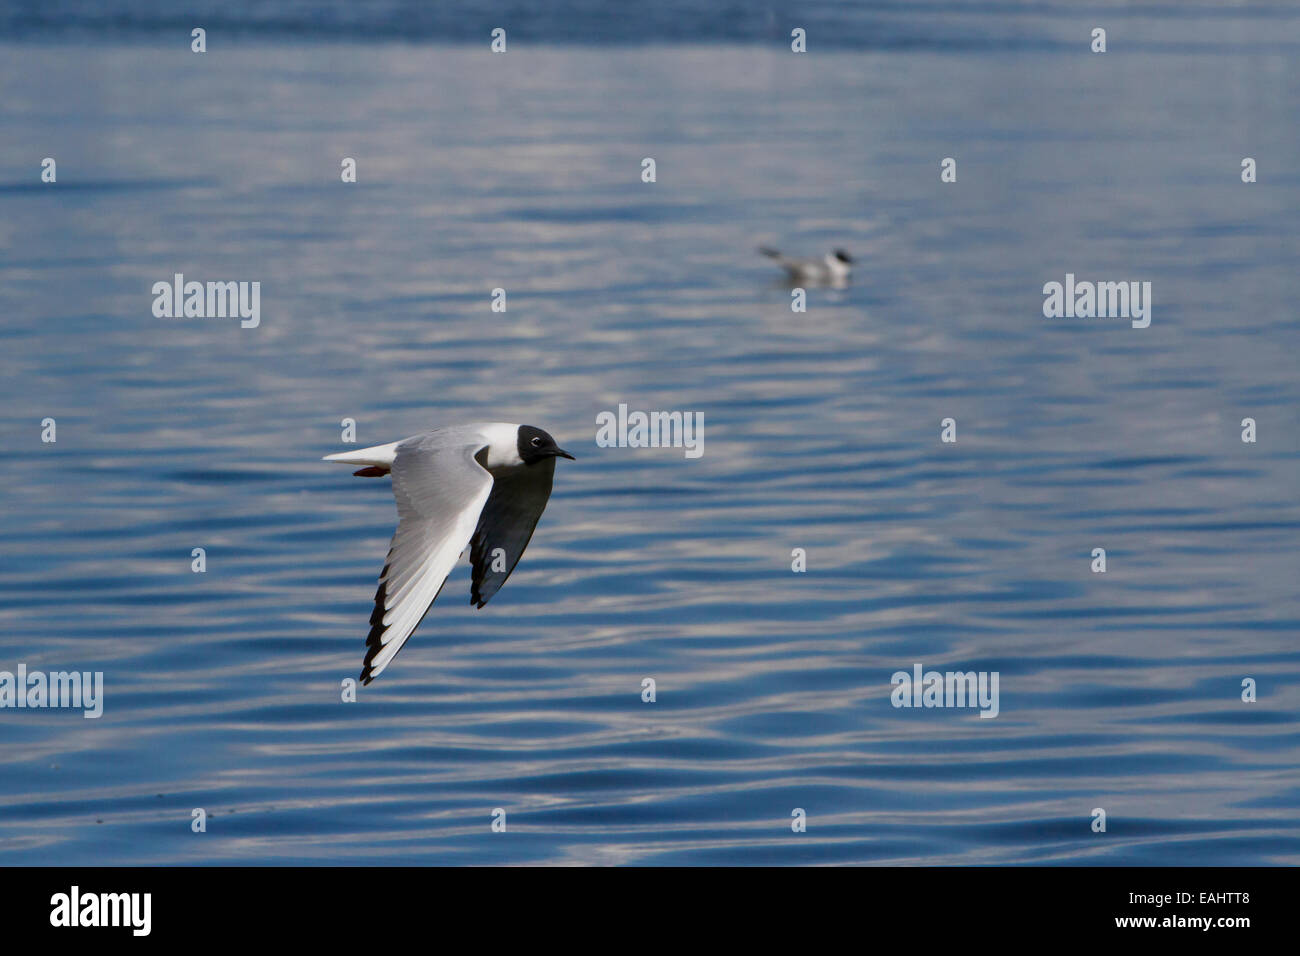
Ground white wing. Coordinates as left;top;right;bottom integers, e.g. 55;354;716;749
759;246;818;280
360;437;494;683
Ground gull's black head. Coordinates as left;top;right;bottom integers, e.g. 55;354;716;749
833;249;853;264
517;425;575;465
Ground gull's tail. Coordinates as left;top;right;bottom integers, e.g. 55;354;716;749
322;440;402;477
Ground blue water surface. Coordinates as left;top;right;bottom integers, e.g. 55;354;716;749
0;2;1297;864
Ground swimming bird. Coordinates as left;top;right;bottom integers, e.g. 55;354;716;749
759;246;853;285
324;423;574;684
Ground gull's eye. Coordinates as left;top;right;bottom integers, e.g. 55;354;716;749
531;437;543;447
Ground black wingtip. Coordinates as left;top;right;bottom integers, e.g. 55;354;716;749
469;531;487;609
357;563;390;686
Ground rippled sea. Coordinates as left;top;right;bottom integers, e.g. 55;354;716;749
2;6;1299;865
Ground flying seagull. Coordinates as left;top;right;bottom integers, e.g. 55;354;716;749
759;246;853;285
324;422;574;684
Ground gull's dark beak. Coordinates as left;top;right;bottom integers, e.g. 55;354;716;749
554;448;576;460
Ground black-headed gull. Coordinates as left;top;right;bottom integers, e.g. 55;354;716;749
324;422;574;684
759;246;853;284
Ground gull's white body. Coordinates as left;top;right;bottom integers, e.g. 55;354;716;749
323;422;525;472
759;247;852;285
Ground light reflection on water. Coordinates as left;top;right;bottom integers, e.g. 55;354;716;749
0;32;1297;864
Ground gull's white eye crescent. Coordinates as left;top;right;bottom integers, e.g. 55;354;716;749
531;437;542;446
